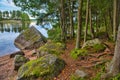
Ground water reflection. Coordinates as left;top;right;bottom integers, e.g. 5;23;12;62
0;21;51;56
0;21;30;56
0;22;29;33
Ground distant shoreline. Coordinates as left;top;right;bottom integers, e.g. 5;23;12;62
0;20;21;23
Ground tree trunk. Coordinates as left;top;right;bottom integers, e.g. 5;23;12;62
76;0;83;49
89;3;95;39
60;0;66;42
69;0;74;39
101;1;120;78
113;0;117;41
83;0;89;43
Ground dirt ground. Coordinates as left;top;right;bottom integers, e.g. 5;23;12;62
0;40;114;80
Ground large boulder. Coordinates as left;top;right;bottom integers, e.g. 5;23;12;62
82;38;106;52
17;54;66;80
14;26;47;50
14;55;29;71
37;42;65;57
82;38;101;48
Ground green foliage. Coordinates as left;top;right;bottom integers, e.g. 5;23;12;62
92;72;103;80
18;54;65;80
38;42;65;56
48;27;61;42
70;74;86;80
110;74;120;80
70;49;88;59
92;62;106;80
21;13;30;21
92;44;106;52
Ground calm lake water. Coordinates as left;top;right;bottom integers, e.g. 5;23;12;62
0;21;51;56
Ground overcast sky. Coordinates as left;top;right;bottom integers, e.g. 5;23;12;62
0;0;20;11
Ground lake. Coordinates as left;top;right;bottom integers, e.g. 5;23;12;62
0;21;51;56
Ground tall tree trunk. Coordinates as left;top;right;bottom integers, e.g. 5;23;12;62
60;0;66;42
109;9;113;33
89;3;94;39
69;0;74;39
83;0;89;43
113;0;117;41
76;0;83;49
101;1;120;79
102;26;120;79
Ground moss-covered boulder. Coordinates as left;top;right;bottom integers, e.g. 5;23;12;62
70;49;88;59
14;26;47;50
14;55;29;70
17;54;66;80
37;42;65;57
82;38;101;48
82;38;106;53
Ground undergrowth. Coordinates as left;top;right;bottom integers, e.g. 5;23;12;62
70;74;86;80
70;49;88;59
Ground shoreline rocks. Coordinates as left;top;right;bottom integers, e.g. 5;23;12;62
17;54;66;80
14;26;47;50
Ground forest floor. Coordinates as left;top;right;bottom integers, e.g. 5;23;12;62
0;39;115;80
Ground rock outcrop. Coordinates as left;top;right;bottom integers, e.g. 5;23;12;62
37;42;65;57
82;38;106;52
10;51;24;58
14;55;29;70
14;26;47;50
17;54;65;80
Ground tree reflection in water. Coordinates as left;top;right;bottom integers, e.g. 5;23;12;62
0;22;30;33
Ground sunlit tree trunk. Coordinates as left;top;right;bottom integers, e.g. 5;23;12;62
113;0;117;41
83;0;89;43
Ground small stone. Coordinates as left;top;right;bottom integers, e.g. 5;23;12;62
74;69;87;78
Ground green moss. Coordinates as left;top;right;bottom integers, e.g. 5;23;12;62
110;74;120;80
15;55;28;63
70;74;86;80
38;42;65;56
92;44;106;52
18;54;65;80
47;27;61;42
70;49;88;59
23;28;40;42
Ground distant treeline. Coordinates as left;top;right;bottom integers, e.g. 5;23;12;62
0;10;30;21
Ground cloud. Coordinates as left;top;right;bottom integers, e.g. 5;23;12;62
0;0;21;11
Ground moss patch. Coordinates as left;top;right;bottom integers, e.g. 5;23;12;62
17;54;65;80
38;42;65;56
70;49;88;59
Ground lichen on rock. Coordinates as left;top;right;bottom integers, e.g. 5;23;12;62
14;55;29;71
17;54;66;80
14;26;47;50
37;42;66;57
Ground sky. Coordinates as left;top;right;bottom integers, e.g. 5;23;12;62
0;0;36;19
0;0;20;11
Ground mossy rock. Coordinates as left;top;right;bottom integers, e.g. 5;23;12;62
70;49;88;59
17;54;66;80
92;44;106;52
14;55;29;70
37;42;65;57
82;39;106;53
14;26;47;50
